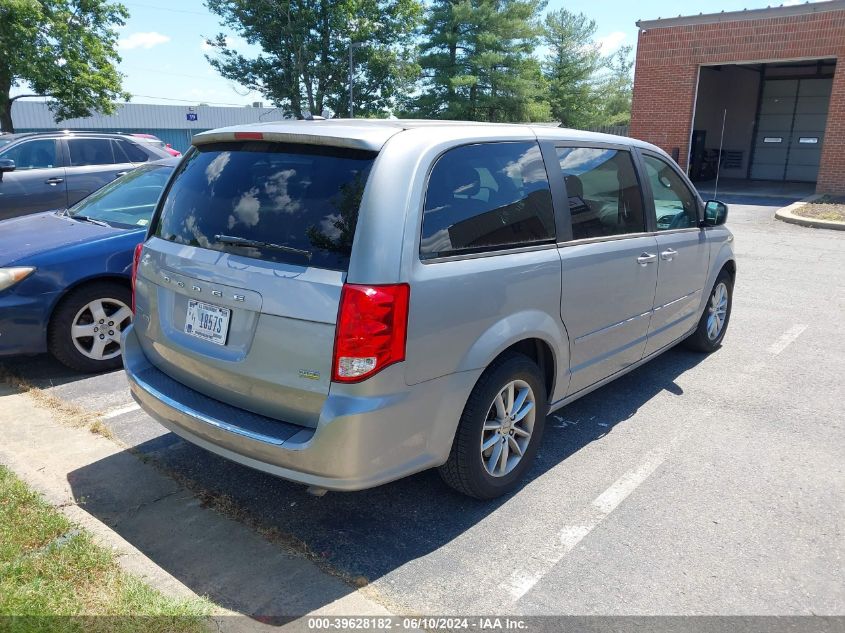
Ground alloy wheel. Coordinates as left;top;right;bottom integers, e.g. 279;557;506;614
70;298;132;361
706;281;728;341
480;379;536;477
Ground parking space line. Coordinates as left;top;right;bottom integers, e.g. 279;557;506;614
503;445;671;601
767;324;807;355
102;403;141;420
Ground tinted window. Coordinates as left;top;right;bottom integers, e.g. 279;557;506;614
1;139;58;169
421;142;555;259
68;165;173;228
556;147;645;240
643;154;699;230
154;142;376;270
118;139;151;163
68;139;115;166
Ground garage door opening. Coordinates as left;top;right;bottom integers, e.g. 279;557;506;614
690;59;836;191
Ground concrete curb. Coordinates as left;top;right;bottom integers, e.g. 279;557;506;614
775;195;845;231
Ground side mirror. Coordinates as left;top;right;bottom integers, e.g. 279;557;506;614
0;158;14;182
703;200;728;226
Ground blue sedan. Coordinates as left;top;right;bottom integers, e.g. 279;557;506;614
0;158;177;372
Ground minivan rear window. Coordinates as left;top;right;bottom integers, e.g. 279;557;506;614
153;141;376;270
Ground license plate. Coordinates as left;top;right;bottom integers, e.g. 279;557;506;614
184;300;230;345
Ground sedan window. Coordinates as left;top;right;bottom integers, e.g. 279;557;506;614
67;165;172;228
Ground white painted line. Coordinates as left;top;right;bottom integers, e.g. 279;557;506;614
767;324;807;355
503;445;671;601
591;448;668;515
102;403;141;420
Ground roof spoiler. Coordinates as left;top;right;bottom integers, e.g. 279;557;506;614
191;130;377;151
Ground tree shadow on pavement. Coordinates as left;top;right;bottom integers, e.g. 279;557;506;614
67;346;705;621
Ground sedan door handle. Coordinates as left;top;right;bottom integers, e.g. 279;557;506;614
114;171;128;178
660;248;678;261
45;178;64;186
637;253;657;266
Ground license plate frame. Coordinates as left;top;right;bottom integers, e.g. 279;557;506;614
184;299;231;346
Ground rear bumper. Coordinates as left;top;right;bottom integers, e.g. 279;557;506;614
0;292;50;356
123;324;479;491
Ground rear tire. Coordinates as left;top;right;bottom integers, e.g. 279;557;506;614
48;281;133;373
439;353;547;499
684;270;733;353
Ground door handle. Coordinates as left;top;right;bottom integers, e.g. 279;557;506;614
45;178;64;186
114;171;128;178
637;253;657;266
660;248;678;261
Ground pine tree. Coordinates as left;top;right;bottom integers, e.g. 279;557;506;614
542;8;602;128
412;0;549;122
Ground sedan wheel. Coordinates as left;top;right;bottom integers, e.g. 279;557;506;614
49;280;133;373
71;298;132;361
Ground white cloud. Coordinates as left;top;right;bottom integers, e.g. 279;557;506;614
597;31;626;52
119;32;171;50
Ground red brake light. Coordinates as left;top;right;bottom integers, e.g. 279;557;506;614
131;243;143;313
332;284;410;383
234;132;264;140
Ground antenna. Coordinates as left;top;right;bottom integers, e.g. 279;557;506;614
713;108;727;199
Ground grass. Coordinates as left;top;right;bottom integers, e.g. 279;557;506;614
0;465;213;632
793;195;845;222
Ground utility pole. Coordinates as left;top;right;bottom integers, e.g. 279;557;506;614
348;41;363;118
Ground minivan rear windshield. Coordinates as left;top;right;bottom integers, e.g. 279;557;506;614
153;141;376;270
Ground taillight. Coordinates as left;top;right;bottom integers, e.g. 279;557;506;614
332;283;410;383
131;243;143;313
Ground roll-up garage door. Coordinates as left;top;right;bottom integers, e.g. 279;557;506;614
750;77;832;182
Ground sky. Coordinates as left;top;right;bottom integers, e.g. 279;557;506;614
13;0;812;107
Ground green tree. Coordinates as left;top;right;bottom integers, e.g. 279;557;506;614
542;8;601;127
592;44;634;126
411;0;549;122
0;0;128;133
204;0;421;119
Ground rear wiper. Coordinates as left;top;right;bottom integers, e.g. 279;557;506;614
214;234;312;260
71;215;110;227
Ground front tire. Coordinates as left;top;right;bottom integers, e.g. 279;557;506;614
439;353;548;499
48;281;133;373
684;270;733;353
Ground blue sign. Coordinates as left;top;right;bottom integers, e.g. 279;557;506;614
186;113;198;121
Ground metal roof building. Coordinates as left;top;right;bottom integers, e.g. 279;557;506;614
10;101;290;153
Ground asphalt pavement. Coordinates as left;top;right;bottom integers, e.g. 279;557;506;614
2;197;843;618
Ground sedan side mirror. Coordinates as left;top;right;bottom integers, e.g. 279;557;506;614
703;200;728;226
0;158;15;182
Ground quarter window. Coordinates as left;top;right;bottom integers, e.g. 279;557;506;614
68;139;116;166
643;154;699;230
556;147;645;240
117;139;151;163
420;142;555;259
0;139;58;170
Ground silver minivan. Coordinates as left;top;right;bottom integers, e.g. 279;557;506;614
123;120;735;498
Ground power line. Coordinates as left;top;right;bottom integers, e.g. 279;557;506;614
123;65;217;80
121;1;209;16
130;94;254;106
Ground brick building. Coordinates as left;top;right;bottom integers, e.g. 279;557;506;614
630;1;845;194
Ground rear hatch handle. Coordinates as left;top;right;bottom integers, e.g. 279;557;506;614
214;234;312;261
